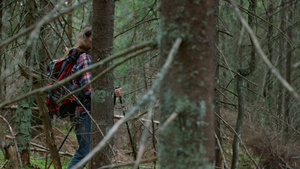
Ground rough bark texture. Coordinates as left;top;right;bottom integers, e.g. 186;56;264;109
158;1;216;168
15;0;36;165
89;0;115;168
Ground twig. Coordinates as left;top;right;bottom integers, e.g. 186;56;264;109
215;133;229;169
0;115;23;169
214;112;260;168
0;160;8;169
216;45;234;80
158;111;180;132
133;103;155;169
71;38;182;169
30;147;73;157
114;18;158;39
99;157;157;169
114;115;160;124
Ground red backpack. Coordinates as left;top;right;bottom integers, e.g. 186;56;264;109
46;48;86;118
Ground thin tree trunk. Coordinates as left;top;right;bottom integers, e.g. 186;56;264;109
231;1;257;168
284;2;293;135
15;0;36;165
67;0;72;45
158;1;216;168
89;0;115;168
263;0;274;115
277;0;286;130
215;0;222;168
0;0;2;100
231;76;245;169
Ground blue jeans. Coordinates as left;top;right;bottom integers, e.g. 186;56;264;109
67;113;91;169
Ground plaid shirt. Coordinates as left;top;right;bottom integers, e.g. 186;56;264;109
72;52;92;116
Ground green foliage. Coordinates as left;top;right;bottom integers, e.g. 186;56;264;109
27;153;74;169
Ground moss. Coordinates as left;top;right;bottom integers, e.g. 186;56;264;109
193;0;201;5
92;90;108;103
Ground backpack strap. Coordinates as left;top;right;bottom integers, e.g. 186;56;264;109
56;48;87;79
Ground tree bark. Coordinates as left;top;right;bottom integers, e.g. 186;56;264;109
67;0;72;44
158;1;217;168
15;0;36;165
0;0;2;101
89;0;115;168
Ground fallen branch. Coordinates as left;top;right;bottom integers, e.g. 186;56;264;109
99;157;157;169
114;115;160;124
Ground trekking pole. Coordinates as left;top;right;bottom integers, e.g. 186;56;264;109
47;125;74;169
119;96;138;161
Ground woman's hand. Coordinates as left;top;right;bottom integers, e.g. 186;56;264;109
115;88;122;97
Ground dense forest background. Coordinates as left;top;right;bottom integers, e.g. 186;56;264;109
0;0;299;169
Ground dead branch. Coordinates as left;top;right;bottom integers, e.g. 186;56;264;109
0;160;8;169
0;115;23;169
133;103;155;169
214;112;260;168
99;157;157;169
215;133;229;169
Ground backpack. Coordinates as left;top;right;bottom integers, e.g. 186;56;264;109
46;48;86;118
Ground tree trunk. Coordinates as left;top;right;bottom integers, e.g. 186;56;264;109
215;0;222;168
158;1;217;168
0;0;2;101
263;0;274;125
67;0;72;44
284;2;293;135
231;1;257;168
89;0;115;168
277;0;286;130
15;0;36;165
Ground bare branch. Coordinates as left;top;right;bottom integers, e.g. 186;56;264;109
99;157;157;169
0;115;23;169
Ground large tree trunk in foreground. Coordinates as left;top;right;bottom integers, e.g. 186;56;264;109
89;0;115;168
158;1;217;168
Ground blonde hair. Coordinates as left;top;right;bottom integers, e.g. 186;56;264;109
75;27;92;52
